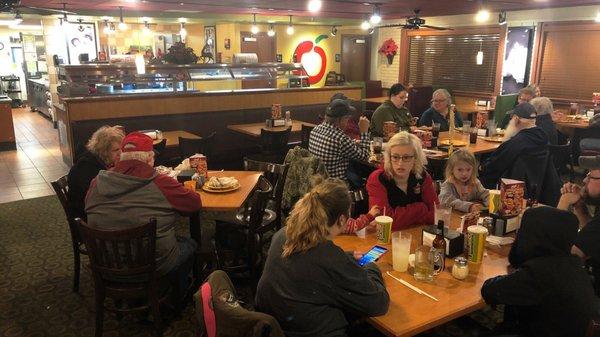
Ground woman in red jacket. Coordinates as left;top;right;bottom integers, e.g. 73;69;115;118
366;132;438;230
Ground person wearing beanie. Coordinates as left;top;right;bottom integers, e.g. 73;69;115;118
481;206;596;337
85;132;201;306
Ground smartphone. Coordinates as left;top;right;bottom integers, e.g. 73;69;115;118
357;245;388;266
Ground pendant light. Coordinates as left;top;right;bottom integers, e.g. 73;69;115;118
287;15;294;35
475;9;490;23
370;5;381;25
267;24;275;37
118;6;127;30
476;39;483;65
179;18;187;43
251;13;259;35
361;16;371;30
102;17;111;34
142;17;152;35
330;26;337;37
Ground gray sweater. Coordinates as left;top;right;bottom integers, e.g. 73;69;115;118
439;179;490;213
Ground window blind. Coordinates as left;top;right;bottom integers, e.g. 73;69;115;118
538;29;600;101
406;34;500;94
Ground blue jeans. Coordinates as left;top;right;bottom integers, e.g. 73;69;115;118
167;236;197;307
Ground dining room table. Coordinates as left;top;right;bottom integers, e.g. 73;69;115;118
187;170;263;278
334;211;510;337
227;120;316;138
151;130;201;147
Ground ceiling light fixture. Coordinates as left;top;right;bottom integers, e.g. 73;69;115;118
476;39;484;65
596;11;600;23
308;0;322;13
287;15;294;35
370;5;381;25
361;16;371;30
475;9;490;23
330;25;337;37
498;10;507;25
368;27;375;35
179;19;187;42
142;18;152;34
118;6;127;30
102;19;111;34
267;24;275;37
251;13;259;35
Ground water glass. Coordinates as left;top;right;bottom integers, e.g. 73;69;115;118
487;120;497;137
434;203;452;227
462;121;471;133
392;232;412;272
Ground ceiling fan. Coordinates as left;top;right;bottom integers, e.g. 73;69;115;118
377;9;453;31
1;0;76;16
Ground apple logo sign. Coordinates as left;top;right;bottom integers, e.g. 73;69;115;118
293;34;329;85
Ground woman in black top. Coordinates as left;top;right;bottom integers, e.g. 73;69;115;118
256;178;389;337
67;126;124;220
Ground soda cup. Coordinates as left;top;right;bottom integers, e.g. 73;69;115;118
489;190;501;214
467;225;488;263
375;215;393;245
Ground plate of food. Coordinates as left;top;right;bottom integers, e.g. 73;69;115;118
202;176;240;193
481;136;504;143
438;139;468;147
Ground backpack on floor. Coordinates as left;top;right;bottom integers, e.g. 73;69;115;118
194;270;284;337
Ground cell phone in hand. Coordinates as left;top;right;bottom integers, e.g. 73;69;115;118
357;245;388;266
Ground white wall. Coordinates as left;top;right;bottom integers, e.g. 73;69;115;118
370;5;600;87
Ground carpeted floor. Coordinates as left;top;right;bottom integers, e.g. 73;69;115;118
0;196;198;337
0;195;501;337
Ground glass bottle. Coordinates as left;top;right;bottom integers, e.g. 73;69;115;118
432;220;446;272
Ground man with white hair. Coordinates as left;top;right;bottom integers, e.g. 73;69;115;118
86;132;201;304
418;88;463;131
530;96;558;145
480;102;549;188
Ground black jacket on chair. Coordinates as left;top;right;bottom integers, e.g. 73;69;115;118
507;149;561;207
67;150;106;220
481;206;597;337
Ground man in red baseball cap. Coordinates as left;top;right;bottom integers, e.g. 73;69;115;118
86;131;201;307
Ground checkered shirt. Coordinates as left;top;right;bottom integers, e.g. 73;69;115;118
309;122;370;180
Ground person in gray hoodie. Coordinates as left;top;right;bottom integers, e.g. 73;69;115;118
86;132;201;303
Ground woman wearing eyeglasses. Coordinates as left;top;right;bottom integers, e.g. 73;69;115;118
366;132;438;230
418;89;463;132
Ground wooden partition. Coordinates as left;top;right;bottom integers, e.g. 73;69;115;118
0;97;16;151
57;86;362;165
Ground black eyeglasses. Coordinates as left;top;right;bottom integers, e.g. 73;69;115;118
587;172;600;180
390;154;415;162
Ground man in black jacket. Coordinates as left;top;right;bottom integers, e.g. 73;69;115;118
558;154;600;294
480;102;549;188
481;206;596;337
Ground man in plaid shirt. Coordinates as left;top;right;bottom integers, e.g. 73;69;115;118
309;98;371;184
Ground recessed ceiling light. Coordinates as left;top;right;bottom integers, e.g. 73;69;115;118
475;9;490;22
308;0;322;13
267;20;275;23
363;2;370;5
268;8;274;11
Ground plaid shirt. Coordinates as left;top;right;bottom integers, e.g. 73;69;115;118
309;122;370;180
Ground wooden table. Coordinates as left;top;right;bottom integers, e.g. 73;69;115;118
334;212;510;337
555;119;591;130
362;96;388;104
152;130;201;147
227;120;316;138
196;170;262;211
438;131;502;155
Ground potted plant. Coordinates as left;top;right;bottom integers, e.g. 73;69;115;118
378;38;398;65
163;42;199;65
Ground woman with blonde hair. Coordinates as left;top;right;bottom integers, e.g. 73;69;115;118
256;178;389;337
67;125;124;219
366;132;438;230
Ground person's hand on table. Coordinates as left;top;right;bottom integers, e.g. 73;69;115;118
358;116;370;134
469;203;483;213
353;251;365;261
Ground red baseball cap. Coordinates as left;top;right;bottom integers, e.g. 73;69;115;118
121;132;154;152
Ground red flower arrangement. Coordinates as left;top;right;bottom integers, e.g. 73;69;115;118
378;38;398;57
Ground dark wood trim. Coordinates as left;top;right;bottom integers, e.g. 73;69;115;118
341;34;372;82
0;142;17;151
398;28;409;85
529;22;544;85
494;25;508;96
404;26;501;37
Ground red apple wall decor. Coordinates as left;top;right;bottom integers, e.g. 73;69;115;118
293;34;328;85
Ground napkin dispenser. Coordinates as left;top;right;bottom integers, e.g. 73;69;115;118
177;169;196;183
422;225;465;258
489;212;520;236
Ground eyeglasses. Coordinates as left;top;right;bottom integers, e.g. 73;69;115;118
431;99;446;103
390;154;415;162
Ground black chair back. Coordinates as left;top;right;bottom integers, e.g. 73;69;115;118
301;124;314;149
51;175;86;292
349;188;369;219
548;140;574;181
260;127;291;155
243;158;289;230
508;150;561;207
179;132;216;159
426;157;448;181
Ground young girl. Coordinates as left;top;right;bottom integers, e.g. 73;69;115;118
439;149;489;213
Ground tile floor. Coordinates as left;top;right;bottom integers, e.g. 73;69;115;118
0;107;69;203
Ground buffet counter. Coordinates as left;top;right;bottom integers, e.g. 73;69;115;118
56;85;362;165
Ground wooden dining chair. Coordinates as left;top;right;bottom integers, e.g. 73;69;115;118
77;218;168;337
255;127;291;163
239;158;289;230
548;140;575;182
349;188;369;219
300;124;314;149
153;138;168;166
214;176;273;290
178;132;216;158
50;175;87;293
